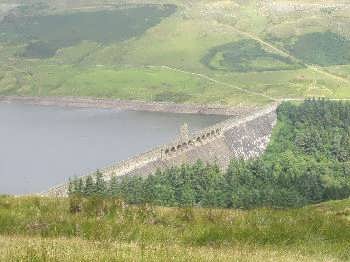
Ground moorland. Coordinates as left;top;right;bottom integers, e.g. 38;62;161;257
1;0;350;106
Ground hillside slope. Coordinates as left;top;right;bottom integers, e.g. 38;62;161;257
1;0;350;105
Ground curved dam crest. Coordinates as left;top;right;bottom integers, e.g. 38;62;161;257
47;104;278;196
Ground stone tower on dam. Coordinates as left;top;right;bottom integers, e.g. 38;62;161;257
47;104;278;196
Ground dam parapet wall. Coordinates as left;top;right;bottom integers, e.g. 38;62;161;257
45;103;278;197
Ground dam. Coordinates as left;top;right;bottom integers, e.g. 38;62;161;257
47;104;278;196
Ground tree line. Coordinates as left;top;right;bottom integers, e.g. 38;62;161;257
69;99;350;209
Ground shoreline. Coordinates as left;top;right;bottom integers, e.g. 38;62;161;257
0;95;259;116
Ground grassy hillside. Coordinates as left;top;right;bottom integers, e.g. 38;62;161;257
1;0;350;106
0;196;350;261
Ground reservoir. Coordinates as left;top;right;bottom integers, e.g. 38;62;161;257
0;102;227;195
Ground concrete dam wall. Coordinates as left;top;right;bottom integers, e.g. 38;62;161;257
46;104;278;196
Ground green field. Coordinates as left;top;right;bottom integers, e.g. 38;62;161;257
1;0;350;106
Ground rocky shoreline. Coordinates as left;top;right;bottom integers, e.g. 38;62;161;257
0;96;258;116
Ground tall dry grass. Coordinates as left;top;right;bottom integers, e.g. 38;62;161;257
0;196;349;261
0;236;338;262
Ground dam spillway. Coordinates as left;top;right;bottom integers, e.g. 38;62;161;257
47;104;278;196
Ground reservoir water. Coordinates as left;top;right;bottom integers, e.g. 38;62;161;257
0;102;227;195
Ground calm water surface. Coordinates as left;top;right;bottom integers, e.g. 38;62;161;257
0;102;226;195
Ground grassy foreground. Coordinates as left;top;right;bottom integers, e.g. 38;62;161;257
0;236;336;262
0;196;350;261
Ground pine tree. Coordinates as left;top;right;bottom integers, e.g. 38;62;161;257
109;176;120;197
84;176;95;196
95;170;106;196
76;178;84;195
179;184;195;207
68;177;76;196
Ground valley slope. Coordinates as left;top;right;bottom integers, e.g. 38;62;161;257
1;0;350;106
